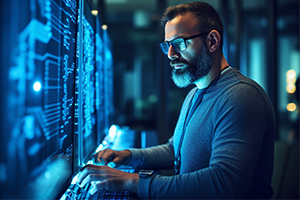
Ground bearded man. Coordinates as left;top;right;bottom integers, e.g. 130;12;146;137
77;2;276;199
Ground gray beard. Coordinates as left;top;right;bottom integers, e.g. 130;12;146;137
171;44;213;88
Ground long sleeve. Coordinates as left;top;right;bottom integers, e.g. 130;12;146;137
127;137;175;170
135;68;275;199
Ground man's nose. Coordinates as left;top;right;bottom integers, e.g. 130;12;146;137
167;45;179;60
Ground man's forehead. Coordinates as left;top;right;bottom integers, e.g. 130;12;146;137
164;12;199;40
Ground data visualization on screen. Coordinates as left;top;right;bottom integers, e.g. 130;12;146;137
0;0;114;199
0;0;79;198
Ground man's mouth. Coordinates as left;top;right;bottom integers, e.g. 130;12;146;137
171;63;186;69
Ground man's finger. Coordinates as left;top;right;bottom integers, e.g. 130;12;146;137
89;181;106;195
101;149;116;165
94;149;114;165
94;150;105;164
80;174;103;188
77;165;102;185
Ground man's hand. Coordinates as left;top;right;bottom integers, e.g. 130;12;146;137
94;149;132;168
77;164;139;195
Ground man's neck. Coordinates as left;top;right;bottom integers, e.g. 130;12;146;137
194;54;229;89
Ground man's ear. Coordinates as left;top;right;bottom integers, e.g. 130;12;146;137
206;30;220;53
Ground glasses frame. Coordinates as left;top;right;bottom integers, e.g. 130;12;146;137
159;31;210;55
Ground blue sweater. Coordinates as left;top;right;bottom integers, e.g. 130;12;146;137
128;68;276;199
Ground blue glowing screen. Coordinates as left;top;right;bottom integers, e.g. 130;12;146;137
0;0;78;198
0;0;114;199
78;4;98;163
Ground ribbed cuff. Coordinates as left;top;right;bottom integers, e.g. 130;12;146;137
127;148;144;169
138;175;155;199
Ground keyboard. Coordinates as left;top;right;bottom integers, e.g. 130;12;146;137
60;168;138;200
61;183;137;200
60;126;140;200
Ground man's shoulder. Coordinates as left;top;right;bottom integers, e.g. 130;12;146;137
218;68;267;94
211;68;273;111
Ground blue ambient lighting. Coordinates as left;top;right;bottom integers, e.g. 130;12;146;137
33;81;41;92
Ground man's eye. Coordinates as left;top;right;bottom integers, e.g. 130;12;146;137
173;40;185;50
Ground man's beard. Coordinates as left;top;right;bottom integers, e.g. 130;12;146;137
170;43;213;88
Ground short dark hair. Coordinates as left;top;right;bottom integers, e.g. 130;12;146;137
161;1;224;49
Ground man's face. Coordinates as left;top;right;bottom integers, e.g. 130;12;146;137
164;12;213;88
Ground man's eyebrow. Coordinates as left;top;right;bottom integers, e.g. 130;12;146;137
165;35;187;43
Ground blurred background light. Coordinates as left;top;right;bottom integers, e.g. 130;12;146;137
286;69;297;94
33;81;41;92
91;10;98;16
286;103;297;112
102;24;108;30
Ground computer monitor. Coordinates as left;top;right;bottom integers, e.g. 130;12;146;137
0;0;114;198
0;0;78;199
75;0;98;167
75;0;114;167
103;28;115;133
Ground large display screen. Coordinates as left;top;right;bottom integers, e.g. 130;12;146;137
0;0;114;199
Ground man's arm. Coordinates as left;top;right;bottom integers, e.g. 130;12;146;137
76;137;175;195
127;137;175;169
137;83;275;199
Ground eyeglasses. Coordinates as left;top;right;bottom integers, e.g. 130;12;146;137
159;32;210;55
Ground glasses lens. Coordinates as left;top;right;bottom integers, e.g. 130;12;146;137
159;42;169;55
159;38;187;55
172;38;186;53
